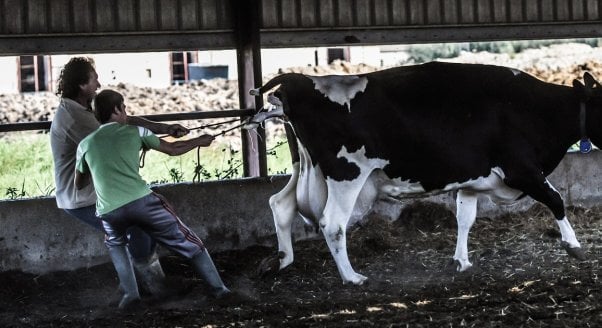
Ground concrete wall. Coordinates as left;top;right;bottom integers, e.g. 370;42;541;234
0;175;307;274
1;151;601;274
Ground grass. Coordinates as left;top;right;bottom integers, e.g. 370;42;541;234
0;132;291;200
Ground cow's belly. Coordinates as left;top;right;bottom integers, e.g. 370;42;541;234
295;144;327;222
295;144;382;225
377;167;523;204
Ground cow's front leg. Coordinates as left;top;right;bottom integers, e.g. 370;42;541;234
453;190;478;272
269;164;300;270
320;213;367;285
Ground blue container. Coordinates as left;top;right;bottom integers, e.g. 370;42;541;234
188;64;229;80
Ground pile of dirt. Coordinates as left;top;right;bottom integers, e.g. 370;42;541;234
1;203;600;327
277;59;380;75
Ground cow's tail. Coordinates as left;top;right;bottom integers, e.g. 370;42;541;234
249;73;298;96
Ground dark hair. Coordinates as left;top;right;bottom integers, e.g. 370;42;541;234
56;57;96;99
94;89;124;124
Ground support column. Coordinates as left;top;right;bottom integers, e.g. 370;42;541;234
234;0;267;177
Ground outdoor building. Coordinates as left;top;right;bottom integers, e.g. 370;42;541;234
0;46;385;93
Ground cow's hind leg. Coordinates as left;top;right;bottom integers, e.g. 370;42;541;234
506;174;585;260
454;190;478;271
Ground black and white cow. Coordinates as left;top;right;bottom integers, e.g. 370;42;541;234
245;61;594;285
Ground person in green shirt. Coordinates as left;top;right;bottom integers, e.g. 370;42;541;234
51;57;188;296
75;89;230;309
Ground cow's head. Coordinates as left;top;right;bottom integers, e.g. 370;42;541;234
243;88;286;130
573;72;602;147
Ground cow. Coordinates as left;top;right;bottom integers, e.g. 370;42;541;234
244;61;594;285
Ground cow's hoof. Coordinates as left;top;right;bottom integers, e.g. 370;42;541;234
453;259;472;272
560;241;586;261
255;253;283;278
343;273;368;285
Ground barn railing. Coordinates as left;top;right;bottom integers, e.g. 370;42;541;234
0;109;255;133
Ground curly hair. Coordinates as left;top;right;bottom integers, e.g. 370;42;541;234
56;57;96;99
94;89;124;124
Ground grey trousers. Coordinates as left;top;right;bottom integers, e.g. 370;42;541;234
100;192;205;259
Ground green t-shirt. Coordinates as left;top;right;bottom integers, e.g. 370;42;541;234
76;122;160;215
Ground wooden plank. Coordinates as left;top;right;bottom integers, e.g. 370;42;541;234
138;0;158;30
299;0;318;27
508;0;523;23
408;0;425;25
459;0;475;24
524;0;540;22
234;0;266;177
556;0;570;20
261;0;279;27
442;0;459;24
373;0;390;25
492;0;507;22
354;0;372;26
337;0;354;26
390;0;408;25
319;0;335;26
585;0;599;20
425;0;441;24
572;0;586;20
216;0;232;28
116;0;136;31
27;0;47;33
280;0;297;27
49;0;70;32
260;22;602;47
3;0;25;33
475;0;492;23
94;0;116;32
0;32;236;55
540;0;554;21
199;0;217;29
0;0;3;33
72;0;92;32
0;111;254;133
179;0;199;30
159;0;178;30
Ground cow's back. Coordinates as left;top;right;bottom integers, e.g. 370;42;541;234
281;62;574;191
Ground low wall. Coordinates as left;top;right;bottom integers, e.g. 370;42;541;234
0;176;306;274
1;151;601;274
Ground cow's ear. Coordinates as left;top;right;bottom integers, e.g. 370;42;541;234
584;72;602;92
573;78;588;101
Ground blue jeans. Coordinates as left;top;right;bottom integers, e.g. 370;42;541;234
64;205;158;261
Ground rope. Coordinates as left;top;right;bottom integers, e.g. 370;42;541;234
189;118;240;131
139;148;147;168
140;118;248;169
192;146;202;183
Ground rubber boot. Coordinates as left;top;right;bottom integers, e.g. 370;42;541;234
190;249;230;298
133;251;167;297
108;246;141;309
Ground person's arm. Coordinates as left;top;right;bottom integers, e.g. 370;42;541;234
74;145;91;190
127;115;189;138
155;134;215;156
74;170;91;190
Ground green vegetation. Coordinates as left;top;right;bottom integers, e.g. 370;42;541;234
0;133;55;199
0;132;291;200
